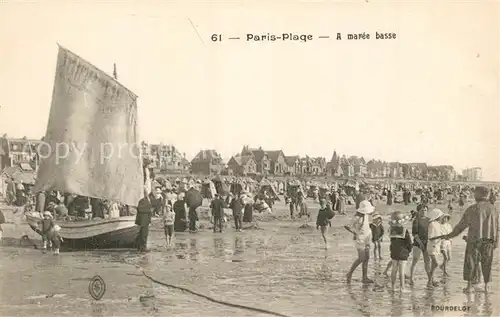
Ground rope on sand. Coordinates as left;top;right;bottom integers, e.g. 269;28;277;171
141;270;291;317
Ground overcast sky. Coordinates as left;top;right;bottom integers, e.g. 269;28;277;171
0;1;498;180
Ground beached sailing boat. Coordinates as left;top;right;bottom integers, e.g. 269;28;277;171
27;45;145;250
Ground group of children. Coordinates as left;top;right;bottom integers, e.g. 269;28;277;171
316;199;454;292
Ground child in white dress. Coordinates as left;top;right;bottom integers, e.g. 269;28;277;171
439;214;452;276
426;208;444;288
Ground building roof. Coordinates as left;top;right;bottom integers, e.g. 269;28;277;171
285;155;299;166
348;156;366;166
230;155;255;166
340;156;352;166
191;149;222;163
408;163;428;169
266;150;284;161
330;151;339;162
242;146;267;162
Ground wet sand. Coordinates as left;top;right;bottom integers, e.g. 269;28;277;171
0;200;499;317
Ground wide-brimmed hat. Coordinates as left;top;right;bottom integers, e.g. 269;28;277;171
357;200;375;214
441;213;451;221
428;208;444;222
43;211;52;218
416;204;428;212
372;213;382;221
319;198;327;205
390;210;404;221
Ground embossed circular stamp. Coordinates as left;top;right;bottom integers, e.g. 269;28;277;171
88;275;106;300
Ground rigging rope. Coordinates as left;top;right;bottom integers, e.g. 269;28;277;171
141;270;291;317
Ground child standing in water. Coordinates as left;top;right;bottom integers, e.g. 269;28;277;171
316;199;334;249
388;210;413;292
163;204;176;247
370;213;384;260
426;208;444;288
344;200;375;284
439;213;452;276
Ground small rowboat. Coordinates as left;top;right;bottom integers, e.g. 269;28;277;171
25;212;140;250
56;217;139;250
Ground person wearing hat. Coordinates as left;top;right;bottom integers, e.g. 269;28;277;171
165;188;177;208
427;208;445;288
386;210;413;292
173;193;187;232
229;193;244;232
370;213;384;261
242;193;254;223
430;185;499;293
489;188;497;205
344;200;375;284
210;194;226;233
5;177;16;206
316;199;335;249
439;213;452;276
135;187;153;252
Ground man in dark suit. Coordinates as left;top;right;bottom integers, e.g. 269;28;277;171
135;188;153;252
210;194;226;233
230;194;244;231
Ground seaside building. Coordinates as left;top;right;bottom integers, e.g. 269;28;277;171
227;154;257;176
462;167;482;181
241;146;271;175
285;155;300;176
141;141;190;174
0;135;43;171
191;149;225;175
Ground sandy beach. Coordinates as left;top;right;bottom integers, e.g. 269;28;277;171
0;199;499;317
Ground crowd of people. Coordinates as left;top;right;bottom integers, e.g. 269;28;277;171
1;173;498;274
312;185;498;293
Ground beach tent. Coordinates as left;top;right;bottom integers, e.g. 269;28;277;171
258;179;280;200
212;175;230;195
1;165;36;185
201;179;217;199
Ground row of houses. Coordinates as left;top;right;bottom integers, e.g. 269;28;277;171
222;146;327;177
193;146;460;181
0;135;472;181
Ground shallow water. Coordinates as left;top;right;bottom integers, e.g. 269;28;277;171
1;201;499;317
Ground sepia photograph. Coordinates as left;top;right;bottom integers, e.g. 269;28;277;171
0;1;498;316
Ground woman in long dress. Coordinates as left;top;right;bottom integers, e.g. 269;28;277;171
387;190;393;206
173;194;187;232
241;192;253;222
338;192;346;215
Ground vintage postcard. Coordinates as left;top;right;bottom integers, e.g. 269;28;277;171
0;1;498;316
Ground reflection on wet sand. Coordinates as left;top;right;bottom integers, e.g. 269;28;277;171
346;284;372;317
1;213;498;317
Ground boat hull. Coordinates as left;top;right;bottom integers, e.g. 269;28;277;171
23;213;141;251
60;224;140;251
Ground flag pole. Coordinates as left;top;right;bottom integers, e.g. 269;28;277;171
113;63;117;80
